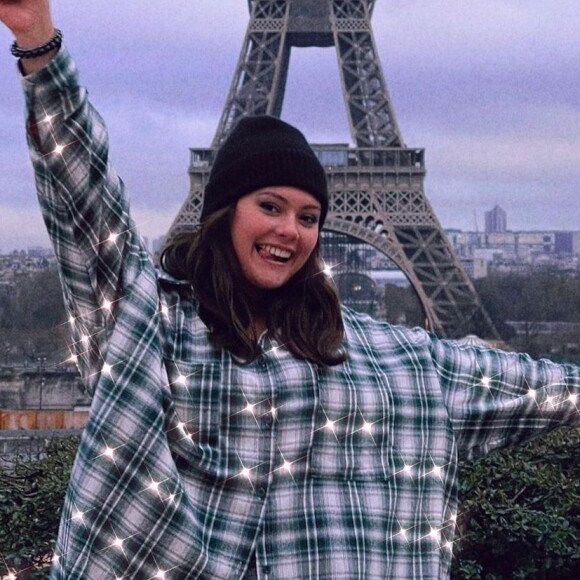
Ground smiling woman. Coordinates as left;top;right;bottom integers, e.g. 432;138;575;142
161;114;345;364
1;1;580;579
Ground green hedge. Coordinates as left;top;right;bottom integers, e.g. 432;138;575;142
453;426;580;578
0;437;78;579
1;429;578;579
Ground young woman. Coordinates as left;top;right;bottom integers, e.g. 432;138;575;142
2;1;579;578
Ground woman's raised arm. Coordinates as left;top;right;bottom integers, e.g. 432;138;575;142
4;1;157;394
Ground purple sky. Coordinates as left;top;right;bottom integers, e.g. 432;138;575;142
1;0;579;251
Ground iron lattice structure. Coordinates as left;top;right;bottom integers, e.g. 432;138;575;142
167;0;499;339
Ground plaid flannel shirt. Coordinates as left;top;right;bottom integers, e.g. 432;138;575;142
20;48;579;579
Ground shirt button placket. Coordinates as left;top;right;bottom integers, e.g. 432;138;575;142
256;347;275;575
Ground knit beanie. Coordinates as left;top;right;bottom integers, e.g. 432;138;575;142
201;115;329;227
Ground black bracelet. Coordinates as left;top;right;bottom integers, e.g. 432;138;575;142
10;29;63;59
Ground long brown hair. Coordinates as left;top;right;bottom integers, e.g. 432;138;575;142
161;205;346;365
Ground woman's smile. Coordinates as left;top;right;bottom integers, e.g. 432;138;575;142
231;186;321;289
256;243;293;262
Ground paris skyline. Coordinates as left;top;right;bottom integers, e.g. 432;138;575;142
1;0;579;251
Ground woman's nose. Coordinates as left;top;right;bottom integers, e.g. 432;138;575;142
275;214;299;240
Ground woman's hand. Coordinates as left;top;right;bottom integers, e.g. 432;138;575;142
0;0;57;73
0;0;54;45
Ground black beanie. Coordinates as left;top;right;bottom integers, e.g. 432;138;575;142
201;115;329;227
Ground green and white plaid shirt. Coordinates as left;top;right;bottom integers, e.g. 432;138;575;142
20;48;579;579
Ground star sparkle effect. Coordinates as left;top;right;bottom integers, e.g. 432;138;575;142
431;464;443;478
352;414;381;443
72;509;85;522
20;99;579;580
322;262;334;277
93;433;130;468
27;323;580;573
305;259;345;282
105;535;128;557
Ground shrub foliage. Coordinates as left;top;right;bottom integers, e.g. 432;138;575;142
0;437;78;579
453;426;580;578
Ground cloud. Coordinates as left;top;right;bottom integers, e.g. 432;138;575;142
94;94;217;211
0;205;50;252
130;206;183;246
377;0;580;62
424;103;580;181
0;203;178;254
0;0;578;250
419;99;580;230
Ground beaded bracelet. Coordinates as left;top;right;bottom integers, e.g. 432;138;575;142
10;29;63;59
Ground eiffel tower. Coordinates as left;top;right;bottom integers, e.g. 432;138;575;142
166;0;499;339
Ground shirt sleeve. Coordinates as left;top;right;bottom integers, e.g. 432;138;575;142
430;337;580;460
21;46;152;393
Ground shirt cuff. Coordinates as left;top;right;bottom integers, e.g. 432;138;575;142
20;45;82;111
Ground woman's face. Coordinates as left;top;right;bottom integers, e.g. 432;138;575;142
230;186;321;290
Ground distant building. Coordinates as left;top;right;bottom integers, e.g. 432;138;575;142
27;246;54;258
484;205;507;233
445;229;580;277
555;232;573;255
461;257;489;280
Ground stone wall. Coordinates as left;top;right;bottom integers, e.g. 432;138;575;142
0;367;90;410
0;368;88;467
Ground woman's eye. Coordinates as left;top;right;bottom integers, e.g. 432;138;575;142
300;214;319;226
260;202;278;213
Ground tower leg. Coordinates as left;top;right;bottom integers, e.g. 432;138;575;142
213;0;292;147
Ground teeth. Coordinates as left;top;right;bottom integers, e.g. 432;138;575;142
261;244;292;259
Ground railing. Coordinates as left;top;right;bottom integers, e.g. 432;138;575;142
312;146;425;170
190;145;425;171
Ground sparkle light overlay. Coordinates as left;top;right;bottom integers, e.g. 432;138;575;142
2;88;579;580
